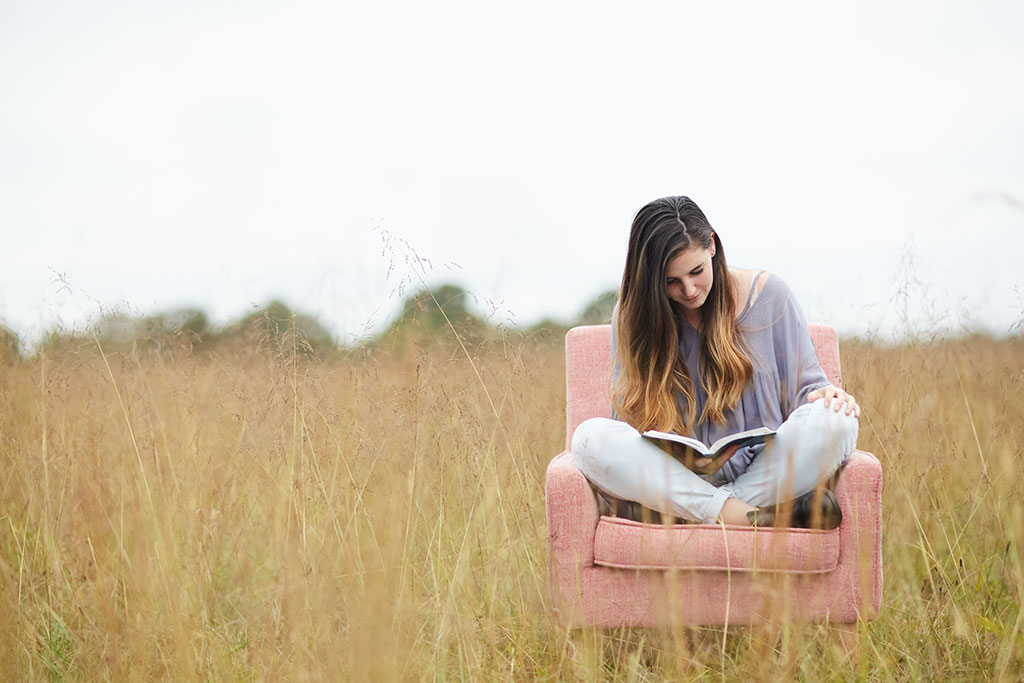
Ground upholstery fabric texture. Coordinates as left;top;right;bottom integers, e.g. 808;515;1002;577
593;517;840;572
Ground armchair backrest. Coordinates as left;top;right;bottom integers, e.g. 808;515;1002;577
564;323;841;449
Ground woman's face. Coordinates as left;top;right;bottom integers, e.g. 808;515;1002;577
665;243;715;311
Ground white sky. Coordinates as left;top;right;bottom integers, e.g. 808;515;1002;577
3;0;1023;345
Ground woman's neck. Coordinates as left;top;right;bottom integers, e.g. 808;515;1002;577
685;270;741;332
684;309;702;332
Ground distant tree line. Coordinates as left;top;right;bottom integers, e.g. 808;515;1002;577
0;284;620;361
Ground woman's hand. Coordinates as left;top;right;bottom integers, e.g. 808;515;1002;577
667;443;742;475
690;444;740;475
807;385;861;418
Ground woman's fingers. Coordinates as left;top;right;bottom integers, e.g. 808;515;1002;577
809;386;835;402
808;385;861;417
832;389;860;417
824;386;840;409
849;398;861;418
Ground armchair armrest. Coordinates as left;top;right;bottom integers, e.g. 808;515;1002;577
833;450;883;515
832;449;884;615
546;450;601;619
545;451;599;568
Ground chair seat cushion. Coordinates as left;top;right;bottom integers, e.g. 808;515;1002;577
593;516;840;573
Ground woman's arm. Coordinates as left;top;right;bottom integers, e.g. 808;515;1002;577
767;276;849;418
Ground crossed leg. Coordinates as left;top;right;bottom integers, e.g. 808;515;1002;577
571;398;858;525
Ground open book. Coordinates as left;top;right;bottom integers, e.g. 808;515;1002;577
641;427;776;475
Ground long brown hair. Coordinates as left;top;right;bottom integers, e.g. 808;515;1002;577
613;196;753;434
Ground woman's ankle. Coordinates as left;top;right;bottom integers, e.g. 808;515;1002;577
717;497;756;526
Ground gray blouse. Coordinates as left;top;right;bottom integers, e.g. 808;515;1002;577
611;272;830;483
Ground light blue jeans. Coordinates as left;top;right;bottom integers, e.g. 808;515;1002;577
571;398;859;524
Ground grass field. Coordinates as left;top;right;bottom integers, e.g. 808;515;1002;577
1;325;1023;680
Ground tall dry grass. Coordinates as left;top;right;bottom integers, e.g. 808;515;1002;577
1;325;1022;679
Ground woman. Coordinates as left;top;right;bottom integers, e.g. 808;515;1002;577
571;196;860;528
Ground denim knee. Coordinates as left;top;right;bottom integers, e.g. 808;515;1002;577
802;397;859;462
571;417;618;477
571;417;607;458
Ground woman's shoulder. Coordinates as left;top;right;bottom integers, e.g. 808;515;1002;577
731;268;776;312
735;270;803;319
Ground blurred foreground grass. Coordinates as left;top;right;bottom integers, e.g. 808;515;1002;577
1;326;1023;680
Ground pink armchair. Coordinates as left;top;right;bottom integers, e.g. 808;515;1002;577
545;324;882;628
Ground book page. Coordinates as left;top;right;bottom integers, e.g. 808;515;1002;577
640;430;710;455
707;427;775;456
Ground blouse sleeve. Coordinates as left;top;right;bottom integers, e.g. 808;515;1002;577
769;278;830;418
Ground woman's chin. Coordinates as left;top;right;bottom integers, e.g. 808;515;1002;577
678;296;705;309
